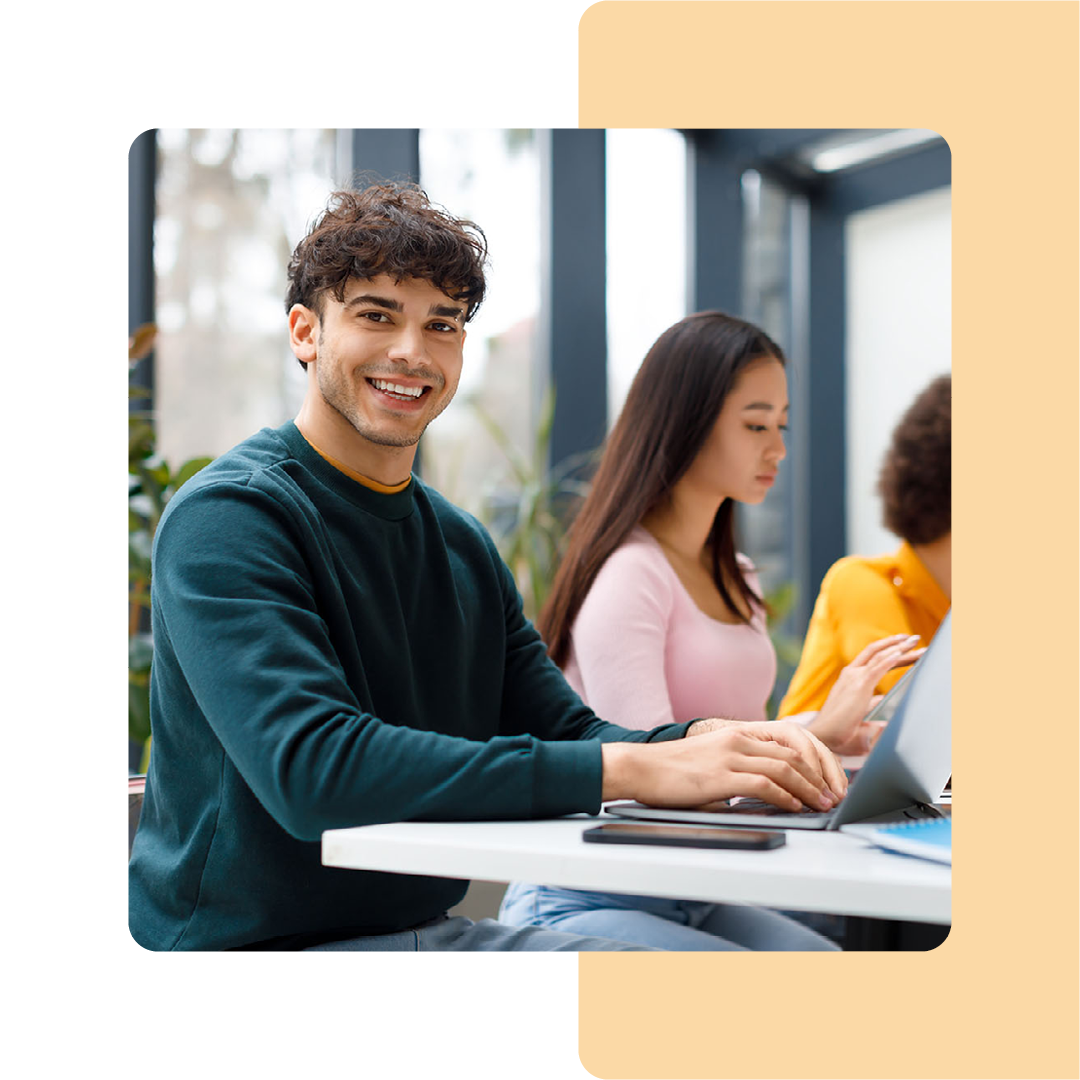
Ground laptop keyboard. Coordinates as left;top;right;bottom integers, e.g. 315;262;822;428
725;798;829;817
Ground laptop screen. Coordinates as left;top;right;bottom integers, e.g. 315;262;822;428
833;612;952;825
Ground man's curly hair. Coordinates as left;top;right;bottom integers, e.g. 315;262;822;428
877;374;951;545
285;180;488;324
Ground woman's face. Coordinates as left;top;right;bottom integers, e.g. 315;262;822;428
682;356;788;505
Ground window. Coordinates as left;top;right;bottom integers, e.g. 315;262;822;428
417;129;543;519
154;128;340;465
740;168;797;600
605;128;687;424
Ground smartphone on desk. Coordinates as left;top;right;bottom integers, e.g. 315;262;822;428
583;822;785;850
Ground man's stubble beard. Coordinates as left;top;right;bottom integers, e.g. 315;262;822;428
315;354;454;449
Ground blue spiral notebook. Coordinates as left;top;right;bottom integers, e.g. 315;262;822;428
869;818;951;864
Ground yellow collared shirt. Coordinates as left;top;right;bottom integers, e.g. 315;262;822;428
777;542;950;717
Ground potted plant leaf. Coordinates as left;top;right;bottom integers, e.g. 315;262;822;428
128;325;213;773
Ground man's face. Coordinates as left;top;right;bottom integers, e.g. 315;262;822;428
297;275;467;451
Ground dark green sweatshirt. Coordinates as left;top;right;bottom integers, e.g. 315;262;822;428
129;421;690;950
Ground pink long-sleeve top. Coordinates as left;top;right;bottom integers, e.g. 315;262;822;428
562;527;776;729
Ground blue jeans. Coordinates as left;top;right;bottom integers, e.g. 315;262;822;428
300;914;659;951
499;883;840;951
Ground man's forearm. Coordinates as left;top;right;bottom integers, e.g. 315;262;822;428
685;717;738;737
601;722;738;801
599;742;641;801
599;734;736;800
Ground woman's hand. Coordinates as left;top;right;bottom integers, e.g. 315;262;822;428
808;634;925;754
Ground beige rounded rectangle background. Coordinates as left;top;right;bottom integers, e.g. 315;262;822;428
578;3;1078;1078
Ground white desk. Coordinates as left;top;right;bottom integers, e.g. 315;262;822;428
322;813;950;926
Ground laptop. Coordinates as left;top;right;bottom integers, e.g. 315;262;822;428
606;611;952;831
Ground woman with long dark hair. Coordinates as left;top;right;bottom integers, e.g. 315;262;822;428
497;311;920;950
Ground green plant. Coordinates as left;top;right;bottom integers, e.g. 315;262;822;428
764;579;805;716
129;325;213;761
472;386;593;622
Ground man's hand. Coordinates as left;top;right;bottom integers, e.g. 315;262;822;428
808;634;925;754
601;722;846;813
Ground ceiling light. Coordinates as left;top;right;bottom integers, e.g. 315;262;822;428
807;129;942;173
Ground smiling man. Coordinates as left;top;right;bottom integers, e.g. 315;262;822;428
128;183;847;952
291;275;465;470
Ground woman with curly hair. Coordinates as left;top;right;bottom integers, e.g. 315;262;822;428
777;375;951;736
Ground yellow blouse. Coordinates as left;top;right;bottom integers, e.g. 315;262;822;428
777;542;950;717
